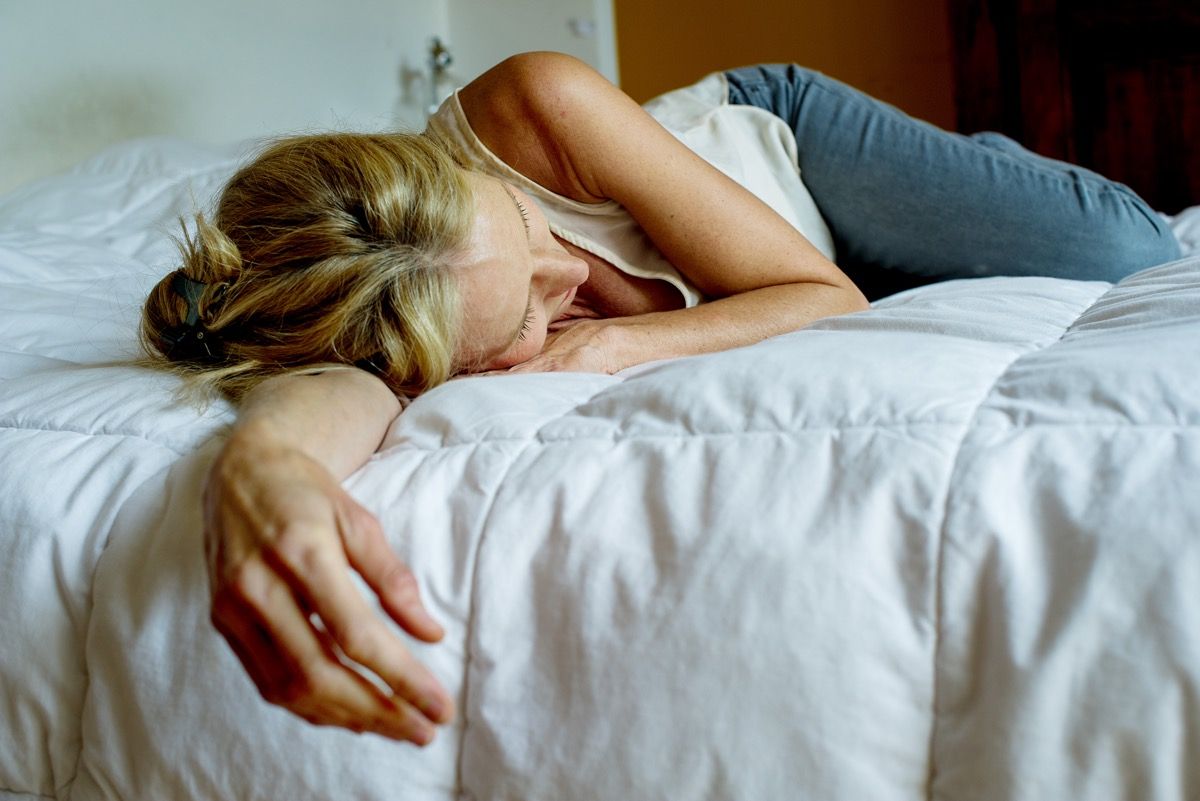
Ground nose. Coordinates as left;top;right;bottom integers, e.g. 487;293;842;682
537;247;589;297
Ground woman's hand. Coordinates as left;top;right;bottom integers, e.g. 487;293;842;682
203;434;454;745
504;317;619;374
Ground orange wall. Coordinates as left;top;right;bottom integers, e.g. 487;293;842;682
614;0;956;129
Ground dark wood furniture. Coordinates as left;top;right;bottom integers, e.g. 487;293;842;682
951;0;1200;213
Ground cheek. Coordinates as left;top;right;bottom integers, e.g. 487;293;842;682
486;330;546;370
511;332;547;363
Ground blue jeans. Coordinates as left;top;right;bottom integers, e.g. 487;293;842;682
725;64;1182;299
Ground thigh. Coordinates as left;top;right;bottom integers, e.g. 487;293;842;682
725;64;1180;299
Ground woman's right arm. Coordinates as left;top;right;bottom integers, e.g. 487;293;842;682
204;367;454;744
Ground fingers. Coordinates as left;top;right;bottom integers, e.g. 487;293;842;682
267;519;455;726
340;505;446;644
204;444;455;741
340;508;457;723
505;355;555;373
213;559;439;745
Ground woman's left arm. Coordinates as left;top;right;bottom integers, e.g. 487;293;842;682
458;52;869;373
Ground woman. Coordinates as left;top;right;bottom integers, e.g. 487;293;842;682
141;53;1180;747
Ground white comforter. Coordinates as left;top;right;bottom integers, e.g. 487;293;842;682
1;139;1198;801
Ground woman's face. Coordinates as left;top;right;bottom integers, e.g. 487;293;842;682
451;174;589;371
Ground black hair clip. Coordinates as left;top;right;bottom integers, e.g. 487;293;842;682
162;273;225;363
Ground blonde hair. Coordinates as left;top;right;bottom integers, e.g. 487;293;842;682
140;132;474;402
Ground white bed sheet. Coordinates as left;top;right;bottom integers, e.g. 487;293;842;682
1;138;1198;800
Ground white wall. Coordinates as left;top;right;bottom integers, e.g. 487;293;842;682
0;0;616;194
446;0;618;89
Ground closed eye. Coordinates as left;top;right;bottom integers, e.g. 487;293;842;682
516;301;536;341
503;184;532;239
515;199;531;234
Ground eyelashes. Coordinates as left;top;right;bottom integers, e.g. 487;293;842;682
515;198;531;234
502;183;532;238
517;302;536;341
504;185;535;344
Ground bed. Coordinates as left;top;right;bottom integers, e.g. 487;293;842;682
1;136;1198;801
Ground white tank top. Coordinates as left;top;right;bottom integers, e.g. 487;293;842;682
424;71;836;309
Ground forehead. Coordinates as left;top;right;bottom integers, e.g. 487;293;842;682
451;175;530;366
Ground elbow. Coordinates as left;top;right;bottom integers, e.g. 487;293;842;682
837;280;871;314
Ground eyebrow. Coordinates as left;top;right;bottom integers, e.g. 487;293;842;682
500;184;534;352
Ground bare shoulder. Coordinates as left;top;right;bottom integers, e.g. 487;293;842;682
456;52;650;203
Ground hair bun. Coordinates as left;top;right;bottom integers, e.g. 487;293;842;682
180;213;244;285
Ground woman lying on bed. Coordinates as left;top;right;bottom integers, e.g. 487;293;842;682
139;52;1180;746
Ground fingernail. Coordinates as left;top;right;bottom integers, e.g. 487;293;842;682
413;723;436;746
422;696;446;722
